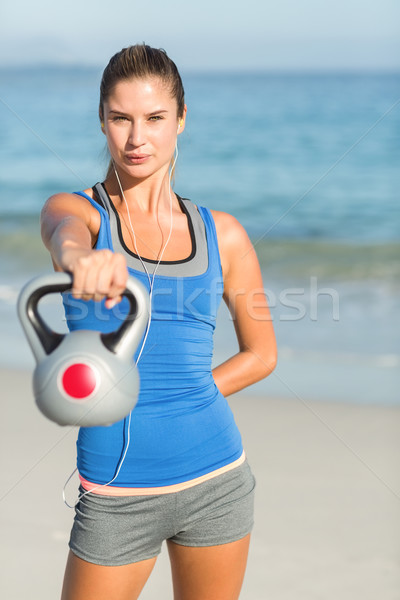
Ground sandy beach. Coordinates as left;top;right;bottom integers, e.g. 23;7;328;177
1;366;399;599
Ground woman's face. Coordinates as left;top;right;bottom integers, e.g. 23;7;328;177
102;77;186;181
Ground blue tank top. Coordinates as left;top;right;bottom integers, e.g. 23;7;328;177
63;185;243;487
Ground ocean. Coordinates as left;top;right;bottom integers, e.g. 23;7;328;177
0;67;399;405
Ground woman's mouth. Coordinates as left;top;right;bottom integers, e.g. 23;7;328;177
125;154;150;165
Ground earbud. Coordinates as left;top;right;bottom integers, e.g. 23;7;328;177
177;119;183;133
101;121;105;130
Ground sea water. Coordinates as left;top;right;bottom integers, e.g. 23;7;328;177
0;67;399;404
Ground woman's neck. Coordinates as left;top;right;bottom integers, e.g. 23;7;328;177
104;167;177;216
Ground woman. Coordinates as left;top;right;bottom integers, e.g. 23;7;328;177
41;44;277;600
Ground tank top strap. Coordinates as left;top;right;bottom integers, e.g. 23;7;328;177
92;182;119;242
73;190;108;218
91;185;110;215
73;190;113;251
196;205;223;279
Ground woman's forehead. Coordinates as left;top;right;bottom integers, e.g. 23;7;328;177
106;77;175;108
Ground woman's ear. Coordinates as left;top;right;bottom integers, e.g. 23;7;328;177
177;105;187;135
99;113;105;134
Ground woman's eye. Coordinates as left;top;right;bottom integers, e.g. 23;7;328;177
149;115;163;121
112;116;128;122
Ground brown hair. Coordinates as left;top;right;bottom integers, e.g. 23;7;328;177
99;44;185;122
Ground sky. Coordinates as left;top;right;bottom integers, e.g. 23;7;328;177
0;0;399;71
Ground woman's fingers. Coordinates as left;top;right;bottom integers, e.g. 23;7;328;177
104;253;129;304
70;254;93;300
70;250;128;304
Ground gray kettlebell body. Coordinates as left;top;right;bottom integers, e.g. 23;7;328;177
17;272;149;427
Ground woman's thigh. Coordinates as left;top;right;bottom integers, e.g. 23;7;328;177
167;534;251;600
170;459;256;548
166;461;255;600
69;489;175;566
61;551;157;600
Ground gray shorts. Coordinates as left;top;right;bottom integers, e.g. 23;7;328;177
69;460;256;566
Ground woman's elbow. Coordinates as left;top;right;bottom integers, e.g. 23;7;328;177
262;349;277;378
251;346;277;382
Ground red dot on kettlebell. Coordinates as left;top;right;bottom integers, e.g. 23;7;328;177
61;363;97;399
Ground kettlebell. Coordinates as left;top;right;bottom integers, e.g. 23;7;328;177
17;272;149;427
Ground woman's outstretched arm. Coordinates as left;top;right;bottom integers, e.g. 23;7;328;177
40;192;128;307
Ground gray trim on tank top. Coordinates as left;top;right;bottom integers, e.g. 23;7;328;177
93;183;209;277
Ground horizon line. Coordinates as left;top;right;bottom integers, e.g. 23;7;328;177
1;63;399;75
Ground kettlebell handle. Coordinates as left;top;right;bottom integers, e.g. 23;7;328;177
17;272;149;363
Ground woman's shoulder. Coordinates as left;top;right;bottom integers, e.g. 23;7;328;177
209;209;255;278
210;209;252;250
46;186;100;208
45;187;94;203
41;188;101;233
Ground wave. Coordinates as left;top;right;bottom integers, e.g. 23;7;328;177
278;345;400;369
0;215;399;284
254;238;400;283
0;216;50;276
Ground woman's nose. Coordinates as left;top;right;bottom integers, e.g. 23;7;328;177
128;122;144;146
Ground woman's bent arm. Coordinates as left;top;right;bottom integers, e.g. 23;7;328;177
212;211;277;397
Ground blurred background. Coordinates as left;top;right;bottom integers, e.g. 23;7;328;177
0;0;399;405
